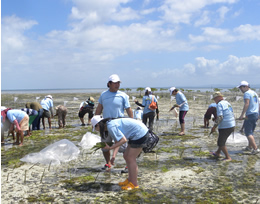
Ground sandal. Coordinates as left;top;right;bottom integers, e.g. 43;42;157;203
121;182;139;190
118;178;129;186
210;152;221;158
178;132;185;136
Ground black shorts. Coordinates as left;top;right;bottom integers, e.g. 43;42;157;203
128;131;149;148
78;108;94;119
217;127;235;147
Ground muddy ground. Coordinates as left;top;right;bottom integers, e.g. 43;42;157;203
1;90;260;203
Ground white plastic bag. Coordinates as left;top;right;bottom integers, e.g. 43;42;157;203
78;132;101;149
20;139;80;165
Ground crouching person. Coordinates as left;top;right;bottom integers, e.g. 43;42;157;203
7;109;29;146
91;116;149;190
55;105;68;128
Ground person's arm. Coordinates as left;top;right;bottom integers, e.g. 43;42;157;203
110;144;120;165
13;119;21;131
210;115;223;133
126;107;133;118
95;103;103;115
239;99;249;120
134;100;145;107
156;102;159;120
104;137;127;151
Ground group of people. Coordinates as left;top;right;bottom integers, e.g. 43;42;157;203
1;74;259;190
1;95;69;146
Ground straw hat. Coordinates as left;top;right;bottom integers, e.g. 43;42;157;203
212;91;224;99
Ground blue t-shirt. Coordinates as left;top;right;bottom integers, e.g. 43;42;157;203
6;110;27;123
175;92;189;111
40;98;53;111
107;118;148;142
142;95;157;114
98;90;130;118
244;89;259;116
216;100;235;129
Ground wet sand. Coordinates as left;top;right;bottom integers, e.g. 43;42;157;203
1;91;260;203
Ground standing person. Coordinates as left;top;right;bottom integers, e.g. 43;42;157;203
95;74;133;170
55;105;68;128
91;115;149;190
210;92;235;161
21;108;38;136
134;87;159;131
78;97;95;126
237;81;259;154
40;95;54;129
6;109;29;146
25;102;43;130
169;87;189;136
203;103;217;128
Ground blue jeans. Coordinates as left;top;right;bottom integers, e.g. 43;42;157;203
244;113;258;137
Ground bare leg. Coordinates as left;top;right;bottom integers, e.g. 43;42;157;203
102;151;111;166
48;118;52;129
19;131;24;146
248;135;257;150
80;118;85;125
123;146;143;186
179;123;185;135
42;117;45;129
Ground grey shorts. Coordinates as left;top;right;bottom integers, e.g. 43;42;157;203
42;109;51;118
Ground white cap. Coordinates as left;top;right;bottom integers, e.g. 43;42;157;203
145;87;151;92
237;81;250;88
169;87;176;95
46;95;53;99
91;115;103;131
108;74;121;83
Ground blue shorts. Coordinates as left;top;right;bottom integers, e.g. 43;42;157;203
244;113;258;137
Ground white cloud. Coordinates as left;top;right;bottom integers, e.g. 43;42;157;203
194;10;211;27
159;0;237;25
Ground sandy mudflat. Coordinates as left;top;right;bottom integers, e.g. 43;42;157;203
1;91;260;203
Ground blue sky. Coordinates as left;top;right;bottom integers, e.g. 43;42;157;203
1;0;260;90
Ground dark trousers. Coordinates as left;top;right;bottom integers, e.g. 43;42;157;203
142;111;155;131
32;109;43;130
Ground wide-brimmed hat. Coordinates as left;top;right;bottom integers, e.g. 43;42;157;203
46;95;53;99
169;87;176;95
237;80;249;88
212;91;224;99
91;115;103;131
108;74;121;83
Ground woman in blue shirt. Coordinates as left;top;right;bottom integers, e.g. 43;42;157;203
210;92;235;161
134;87;159;131
91;115;149;190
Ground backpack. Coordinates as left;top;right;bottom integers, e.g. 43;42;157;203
148;95;157;111
143;130;159;153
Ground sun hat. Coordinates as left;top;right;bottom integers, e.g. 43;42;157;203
212;91;224;99
108;74;121;83
46;95;53;99
169;87;176;95
145;87;151;92
91;115;103;131
237;81;250;88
